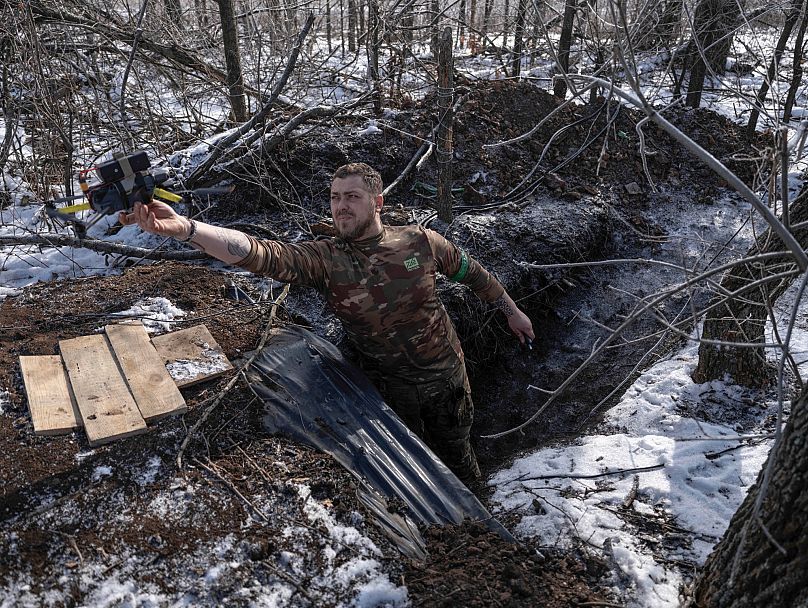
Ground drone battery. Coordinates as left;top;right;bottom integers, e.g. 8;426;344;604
97;151;150;182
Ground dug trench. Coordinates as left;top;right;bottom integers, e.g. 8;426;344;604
0;81;766;605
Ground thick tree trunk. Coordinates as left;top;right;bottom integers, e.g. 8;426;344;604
554;0;576;98
694;386;808;607
686;0;742;108
216;0;247;122
693;185;808;387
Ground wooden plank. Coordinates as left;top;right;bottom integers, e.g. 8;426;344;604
105;323;187;422
19;355;81;435
59;334;147;446
151;325;233;388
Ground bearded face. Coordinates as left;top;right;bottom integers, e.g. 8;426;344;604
330;175;382;241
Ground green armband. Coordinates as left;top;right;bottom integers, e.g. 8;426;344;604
449;250;469;282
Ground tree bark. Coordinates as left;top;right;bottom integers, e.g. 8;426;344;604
511;0;528;77
435;26;454;223
348;0;357;52
216;0;247;122
554;0;576;98
686;0;742;108
694;386;808;607
693;185;808;387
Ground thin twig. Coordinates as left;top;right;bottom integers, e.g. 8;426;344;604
177;284;290;469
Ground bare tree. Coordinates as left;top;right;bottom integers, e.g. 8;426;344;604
747;0;806;135
685;0;742;108
693;185;808;387
554;0;577;98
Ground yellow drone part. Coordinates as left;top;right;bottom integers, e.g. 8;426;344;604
154;188;182;203
56;202;92;214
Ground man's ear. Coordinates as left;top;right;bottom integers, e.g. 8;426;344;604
374;194;384;212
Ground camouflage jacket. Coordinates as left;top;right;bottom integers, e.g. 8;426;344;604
237;225;505;382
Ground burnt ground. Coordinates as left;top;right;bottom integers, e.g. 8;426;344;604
0;80;769;605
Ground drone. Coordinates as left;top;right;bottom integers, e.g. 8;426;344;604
45;150;228;238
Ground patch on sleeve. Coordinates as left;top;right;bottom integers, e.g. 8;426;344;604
449;250;469;282
404;255;421;271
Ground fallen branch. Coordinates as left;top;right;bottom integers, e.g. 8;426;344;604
176;283;290;469
0;234;207;261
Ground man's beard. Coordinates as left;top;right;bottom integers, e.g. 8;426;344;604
336;210;375;240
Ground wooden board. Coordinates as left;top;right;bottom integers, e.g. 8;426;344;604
105;323;187;421
19;355;81;435
151;325;233;388
59;334;147;446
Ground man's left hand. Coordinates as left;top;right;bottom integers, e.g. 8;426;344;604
508;308;535;345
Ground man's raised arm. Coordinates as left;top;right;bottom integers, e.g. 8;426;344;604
119;201;252;265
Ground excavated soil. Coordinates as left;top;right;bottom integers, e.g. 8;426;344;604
0;80;768;605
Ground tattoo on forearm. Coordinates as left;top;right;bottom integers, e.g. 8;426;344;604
227;238;250;258
214;227;251;259
494;296;514;317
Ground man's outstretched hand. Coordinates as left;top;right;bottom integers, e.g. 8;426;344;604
119;201;191;240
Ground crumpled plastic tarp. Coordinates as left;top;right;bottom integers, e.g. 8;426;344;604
246;326;515;559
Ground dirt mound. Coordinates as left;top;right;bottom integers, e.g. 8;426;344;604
404;522;613;607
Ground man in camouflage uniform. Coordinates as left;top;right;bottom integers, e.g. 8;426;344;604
121;163;534;482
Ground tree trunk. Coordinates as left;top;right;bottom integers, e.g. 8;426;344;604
216;0;247;122
435;26;454;223
348;0;357;52
458;0;467;47
482;0;493;51
693;185;808;387
469;0;478;52
747;0;803;135
431;0;441;54
783;0;808;122
686;0;742;108
367;0;381;114
634;0;683;50
326;0;333;54
554;0;576;98
512;0;528;77
694;386;808;607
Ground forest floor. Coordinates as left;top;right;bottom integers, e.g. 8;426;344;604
0;80;768;606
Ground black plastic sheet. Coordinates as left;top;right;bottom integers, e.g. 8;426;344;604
247;326;515;559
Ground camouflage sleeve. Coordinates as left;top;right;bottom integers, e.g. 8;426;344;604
235;235;330;292
424;228;505;302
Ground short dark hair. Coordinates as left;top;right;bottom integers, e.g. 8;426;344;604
333;163;383;196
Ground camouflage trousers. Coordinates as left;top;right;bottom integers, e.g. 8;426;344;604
371;364;481;483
